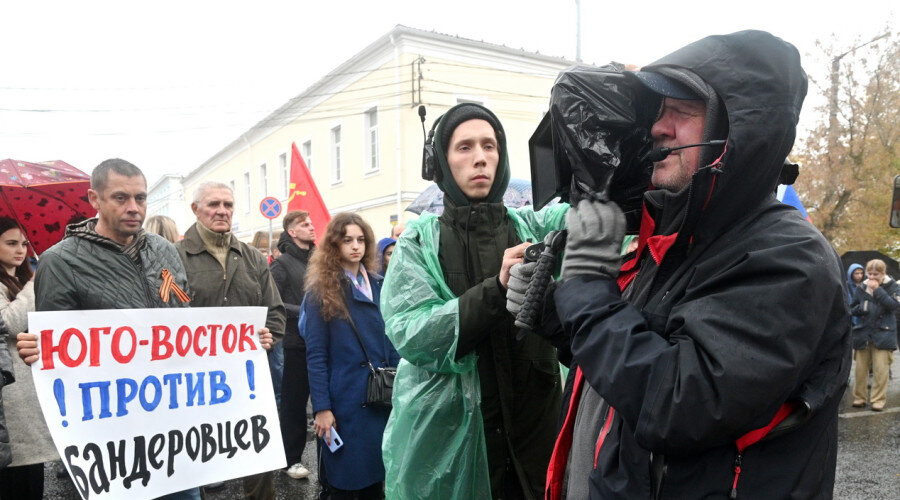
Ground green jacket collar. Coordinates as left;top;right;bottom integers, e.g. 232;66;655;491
181;222;242;256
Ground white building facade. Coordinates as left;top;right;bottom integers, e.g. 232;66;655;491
175;26;573;241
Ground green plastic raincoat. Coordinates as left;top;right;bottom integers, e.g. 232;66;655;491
381;204;567;499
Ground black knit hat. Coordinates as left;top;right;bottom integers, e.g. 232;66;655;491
432;103;510;206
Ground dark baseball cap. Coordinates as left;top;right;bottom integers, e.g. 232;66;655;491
629;70;701;100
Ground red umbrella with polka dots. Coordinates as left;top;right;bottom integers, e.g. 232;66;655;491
0;159;94;255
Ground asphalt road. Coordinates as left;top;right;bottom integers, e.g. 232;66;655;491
42;355;900;499
833;353;900;500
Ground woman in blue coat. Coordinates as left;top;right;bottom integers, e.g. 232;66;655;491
301;212;399;498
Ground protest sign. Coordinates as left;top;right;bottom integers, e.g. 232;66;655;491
29;306;286;499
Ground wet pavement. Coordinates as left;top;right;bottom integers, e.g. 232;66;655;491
833;353;900;499
200;429;322;500
42;355;900;499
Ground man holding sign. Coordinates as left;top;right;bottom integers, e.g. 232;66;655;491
17;160;277;499
31;159;191;314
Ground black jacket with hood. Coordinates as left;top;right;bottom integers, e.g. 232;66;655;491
849;276;900;350
550;31;850;499
270;231;313;350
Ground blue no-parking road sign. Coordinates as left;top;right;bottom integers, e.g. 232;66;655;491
260;197;282;219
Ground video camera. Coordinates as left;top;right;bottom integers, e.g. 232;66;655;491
529;63;661;232
515;64;660;333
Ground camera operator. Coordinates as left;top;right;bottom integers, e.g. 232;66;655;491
510;31;850;498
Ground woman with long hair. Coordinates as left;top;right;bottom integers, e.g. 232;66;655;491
0;217;57;499
301;213;398;499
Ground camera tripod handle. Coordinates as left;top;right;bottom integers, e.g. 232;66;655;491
514;230;568;336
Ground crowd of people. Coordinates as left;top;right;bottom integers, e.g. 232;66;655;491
0;28;893;500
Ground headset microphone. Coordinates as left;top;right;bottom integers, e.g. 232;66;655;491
641;140;726;163
418;105;427;141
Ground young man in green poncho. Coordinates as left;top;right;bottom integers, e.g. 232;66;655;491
380;103;567;499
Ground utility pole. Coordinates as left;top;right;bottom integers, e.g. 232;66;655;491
827;32;889;169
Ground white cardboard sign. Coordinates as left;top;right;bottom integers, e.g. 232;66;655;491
28;306;286;499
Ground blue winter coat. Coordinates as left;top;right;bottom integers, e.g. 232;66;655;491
850;277;900;350
300;274;400;490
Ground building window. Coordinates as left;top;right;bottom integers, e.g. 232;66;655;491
331;126;342;184
243;172;251;212
229;179;235;193
259;163;267;199
364;107;379;174
302;140;312;173
279;153;288;197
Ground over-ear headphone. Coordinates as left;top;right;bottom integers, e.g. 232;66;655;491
421;113;444;182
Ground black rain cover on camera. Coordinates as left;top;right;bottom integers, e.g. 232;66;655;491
530;63;658;231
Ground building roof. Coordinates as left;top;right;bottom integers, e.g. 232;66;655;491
183;25;574;183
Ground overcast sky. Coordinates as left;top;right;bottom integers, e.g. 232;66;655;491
2;0;894;185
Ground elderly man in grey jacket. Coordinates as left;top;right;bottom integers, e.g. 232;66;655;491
175;181;285;500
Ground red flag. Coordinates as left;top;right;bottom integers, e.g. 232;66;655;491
287;142;331;244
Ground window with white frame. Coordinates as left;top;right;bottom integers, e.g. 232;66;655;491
279;152;288;197
364;107;379;174
302;140;312;173
243;172;251;212
331;126;342;184
259;163;267;199
229;179;235;193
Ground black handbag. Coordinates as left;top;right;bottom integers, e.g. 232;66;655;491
346;315;396;408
